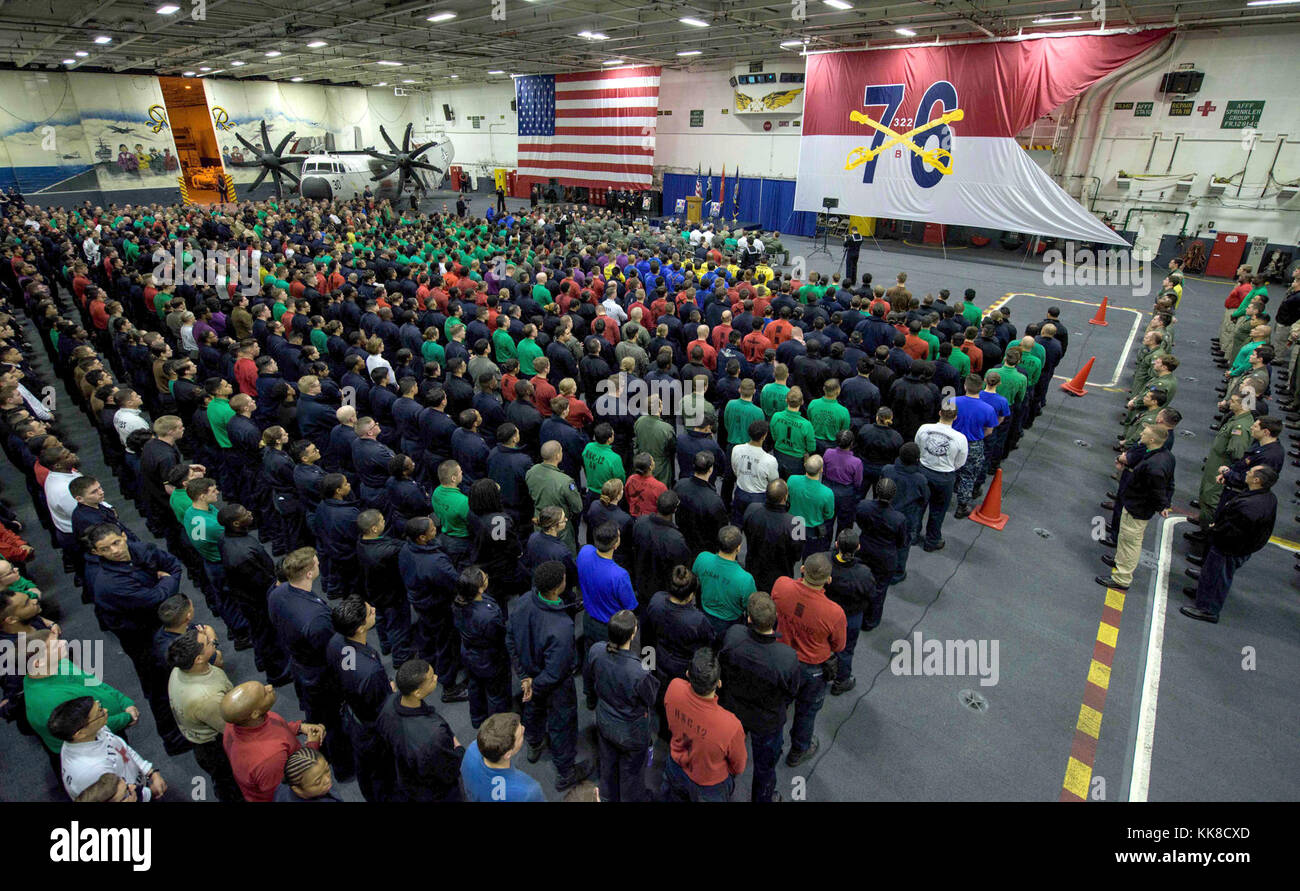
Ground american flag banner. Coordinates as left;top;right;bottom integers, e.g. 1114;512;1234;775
516;65;661;190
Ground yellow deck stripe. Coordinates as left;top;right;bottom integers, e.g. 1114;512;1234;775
1087;658;1111;691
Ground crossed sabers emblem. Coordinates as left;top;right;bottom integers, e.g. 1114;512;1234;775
844;107;964;175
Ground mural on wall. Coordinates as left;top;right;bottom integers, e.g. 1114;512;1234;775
68;73;181;193
0;71;94;193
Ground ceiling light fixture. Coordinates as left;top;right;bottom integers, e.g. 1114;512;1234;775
93;35;112;44
402;79;416;83
895;27;916;36
1246;0;1300;6
231;60;246;66
449;74;459;78
376;81;388;86
487;69;505;74
1032;14;1082;23
427;12;457;22
265;50;281;57
602;59;623;65
780;39;803;47
75;51;88;57
578;31;609;40
307;40;328;48
676;50;702;56
62;58;76;65
291;76;304;82
182;70;195;76
156;4;180;14
377;60;402;66
679;17;708;27
824;0;853;9
199;66;211;71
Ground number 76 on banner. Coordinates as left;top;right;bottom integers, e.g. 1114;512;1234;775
845;81;961;189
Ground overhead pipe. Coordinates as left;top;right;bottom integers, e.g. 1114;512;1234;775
1121;207;1188;236
1080;32;1181;189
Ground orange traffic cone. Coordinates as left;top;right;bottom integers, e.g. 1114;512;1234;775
1088;297;1109;326
970;468;1008;530
1060;356;1096;397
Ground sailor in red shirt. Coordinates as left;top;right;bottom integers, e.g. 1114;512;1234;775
661;650;748;802
558;380;593;430
221;681;324;802
233;341;260;397
710;314;734;352
770;554;846;765
687;325;718;371
530;359;558;417
903;322;929;360
741;322;773;364
766;308;795;345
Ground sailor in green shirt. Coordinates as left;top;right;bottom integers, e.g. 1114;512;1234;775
170;484;193;524
994;350;1028;406
206;379;235;448
1196;394;1253;526
1014;337;1043;389
24;646;138;754
945;340;971;379
1227;326;1270;378
807;379;850;449
516;326;544;375
582;425;626;495
632;400;676;487
786;455;836;555
918;322;940;361
532;275;555;306
431;461;471;539
421;332;445;366
691;526;756;634
759;367;791;418
1118;388;1165;449
961;290;982;328
183;477;224;564
492;321;517;364
723;380;765;448
769;388;816;477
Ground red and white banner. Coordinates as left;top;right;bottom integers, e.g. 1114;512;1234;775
794;32;1170;244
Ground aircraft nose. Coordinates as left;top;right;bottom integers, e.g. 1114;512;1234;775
300;176;332;200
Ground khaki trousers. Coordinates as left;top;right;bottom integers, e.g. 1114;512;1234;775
1112;508;1149;587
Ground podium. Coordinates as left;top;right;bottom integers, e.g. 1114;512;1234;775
685;195;703;224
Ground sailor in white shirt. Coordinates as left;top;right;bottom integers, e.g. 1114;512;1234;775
730;422;780;523
43;459;82;537
601;296;628;325
82;235;100;265
113;390;151;448
688;227;704;246
914;407;968;550
736;233;750;254
701;225;715;247
9;376;52;421
54;699;163;801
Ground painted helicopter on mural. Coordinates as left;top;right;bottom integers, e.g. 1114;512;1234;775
231;120;454;202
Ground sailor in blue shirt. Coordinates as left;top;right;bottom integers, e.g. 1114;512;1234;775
451;567;511;729
312;474;362;599
267;546;353;780
583;610;658;802
506;561;592;791
399;517;469;703
326;595;394;802
574;522;637;655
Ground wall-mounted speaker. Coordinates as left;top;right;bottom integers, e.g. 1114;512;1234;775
443;103;455;122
